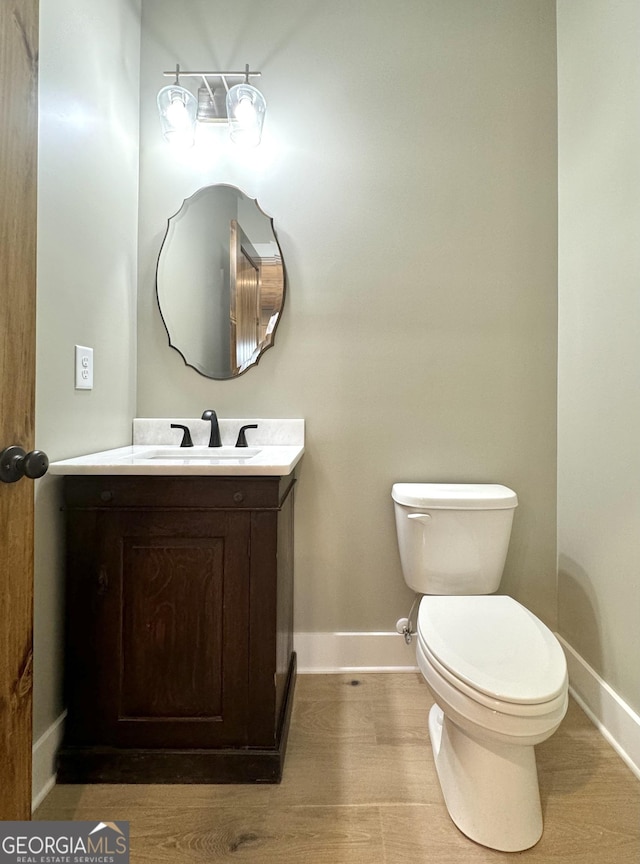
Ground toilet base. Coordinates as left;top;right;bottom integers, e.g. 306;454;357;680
428;704;543;852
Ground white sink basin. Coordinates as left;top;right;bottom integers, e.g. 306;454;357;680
141;446;262;461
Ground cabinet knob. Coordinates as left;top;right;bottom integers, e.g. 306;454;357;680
233;491;244;504
100;490;114;502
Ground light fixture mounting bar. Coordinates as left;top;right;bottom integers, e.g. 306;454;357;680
162;68;261;80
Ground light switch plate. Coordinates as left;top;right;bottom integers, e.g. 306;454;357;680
75;345;94;390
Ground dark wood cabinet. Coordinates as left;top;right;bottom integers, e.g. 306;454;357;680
57;474;296;784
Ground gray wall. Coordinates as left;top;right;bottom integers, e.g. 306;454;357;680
557;0;640;715
137;0;558;634
34;0;141;741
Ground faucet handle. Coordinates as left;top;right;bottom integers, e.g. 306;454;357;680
235;424;258;448
171;423;193;448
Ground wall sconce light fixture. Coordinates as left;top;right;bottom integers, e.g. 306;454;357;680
158;64;266;148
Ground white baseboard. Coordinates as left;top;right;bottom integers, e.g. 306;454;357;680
557;636;640;780
32;711;66;813
294;631;418;673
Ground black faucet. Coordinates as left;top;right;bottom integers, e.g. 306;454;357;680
201;409;222;447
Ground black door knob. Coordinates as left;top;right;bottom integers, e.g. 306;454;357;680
0;446;50;483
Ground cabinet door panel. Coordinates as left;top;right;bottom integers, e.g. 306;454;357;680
121;537;224;718
65;508;251;749
111;510;250;747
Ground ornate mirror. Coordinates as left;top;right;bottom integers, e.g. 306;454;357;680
156;184;285;379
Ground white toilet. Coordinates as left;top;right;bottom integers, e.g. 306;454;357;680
392;482;568;852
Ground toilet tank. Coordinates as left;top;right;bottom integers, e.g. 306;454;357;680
391;483;518;595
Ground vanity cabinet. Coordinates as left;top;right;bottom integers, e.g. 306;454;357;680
57;474;296;784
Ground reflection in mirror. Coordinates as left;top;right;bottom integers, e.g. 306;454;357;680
156;185;285;379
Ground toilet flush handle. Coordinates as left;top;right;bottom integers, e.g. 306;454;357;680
408;513;432;524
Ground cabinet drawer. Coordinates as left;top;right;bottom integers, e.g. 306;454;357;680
63;474;294;510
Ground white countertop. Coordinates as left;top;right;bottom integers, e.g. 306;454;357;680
48;444;304;476
48;419;305;477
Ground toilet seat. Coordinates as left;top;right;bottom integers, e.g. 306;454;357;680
418;636;568;721
417;595;567;710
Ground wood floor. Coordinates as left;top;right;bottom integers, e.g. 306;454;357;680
35;673;640;863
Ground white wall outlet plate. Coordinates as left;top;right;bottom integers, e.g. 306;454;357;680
75;345;94;390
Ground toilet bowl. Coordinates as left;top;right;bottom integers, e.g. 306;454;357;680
417;596;568;851
416;595;567;852
391;483;569;852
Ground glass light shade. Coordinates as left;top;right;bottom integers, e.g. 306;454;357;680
157;84;197;147
226;83;266;147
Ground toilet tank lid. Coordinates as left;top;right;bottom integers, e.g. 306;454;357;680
391;483;518;510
